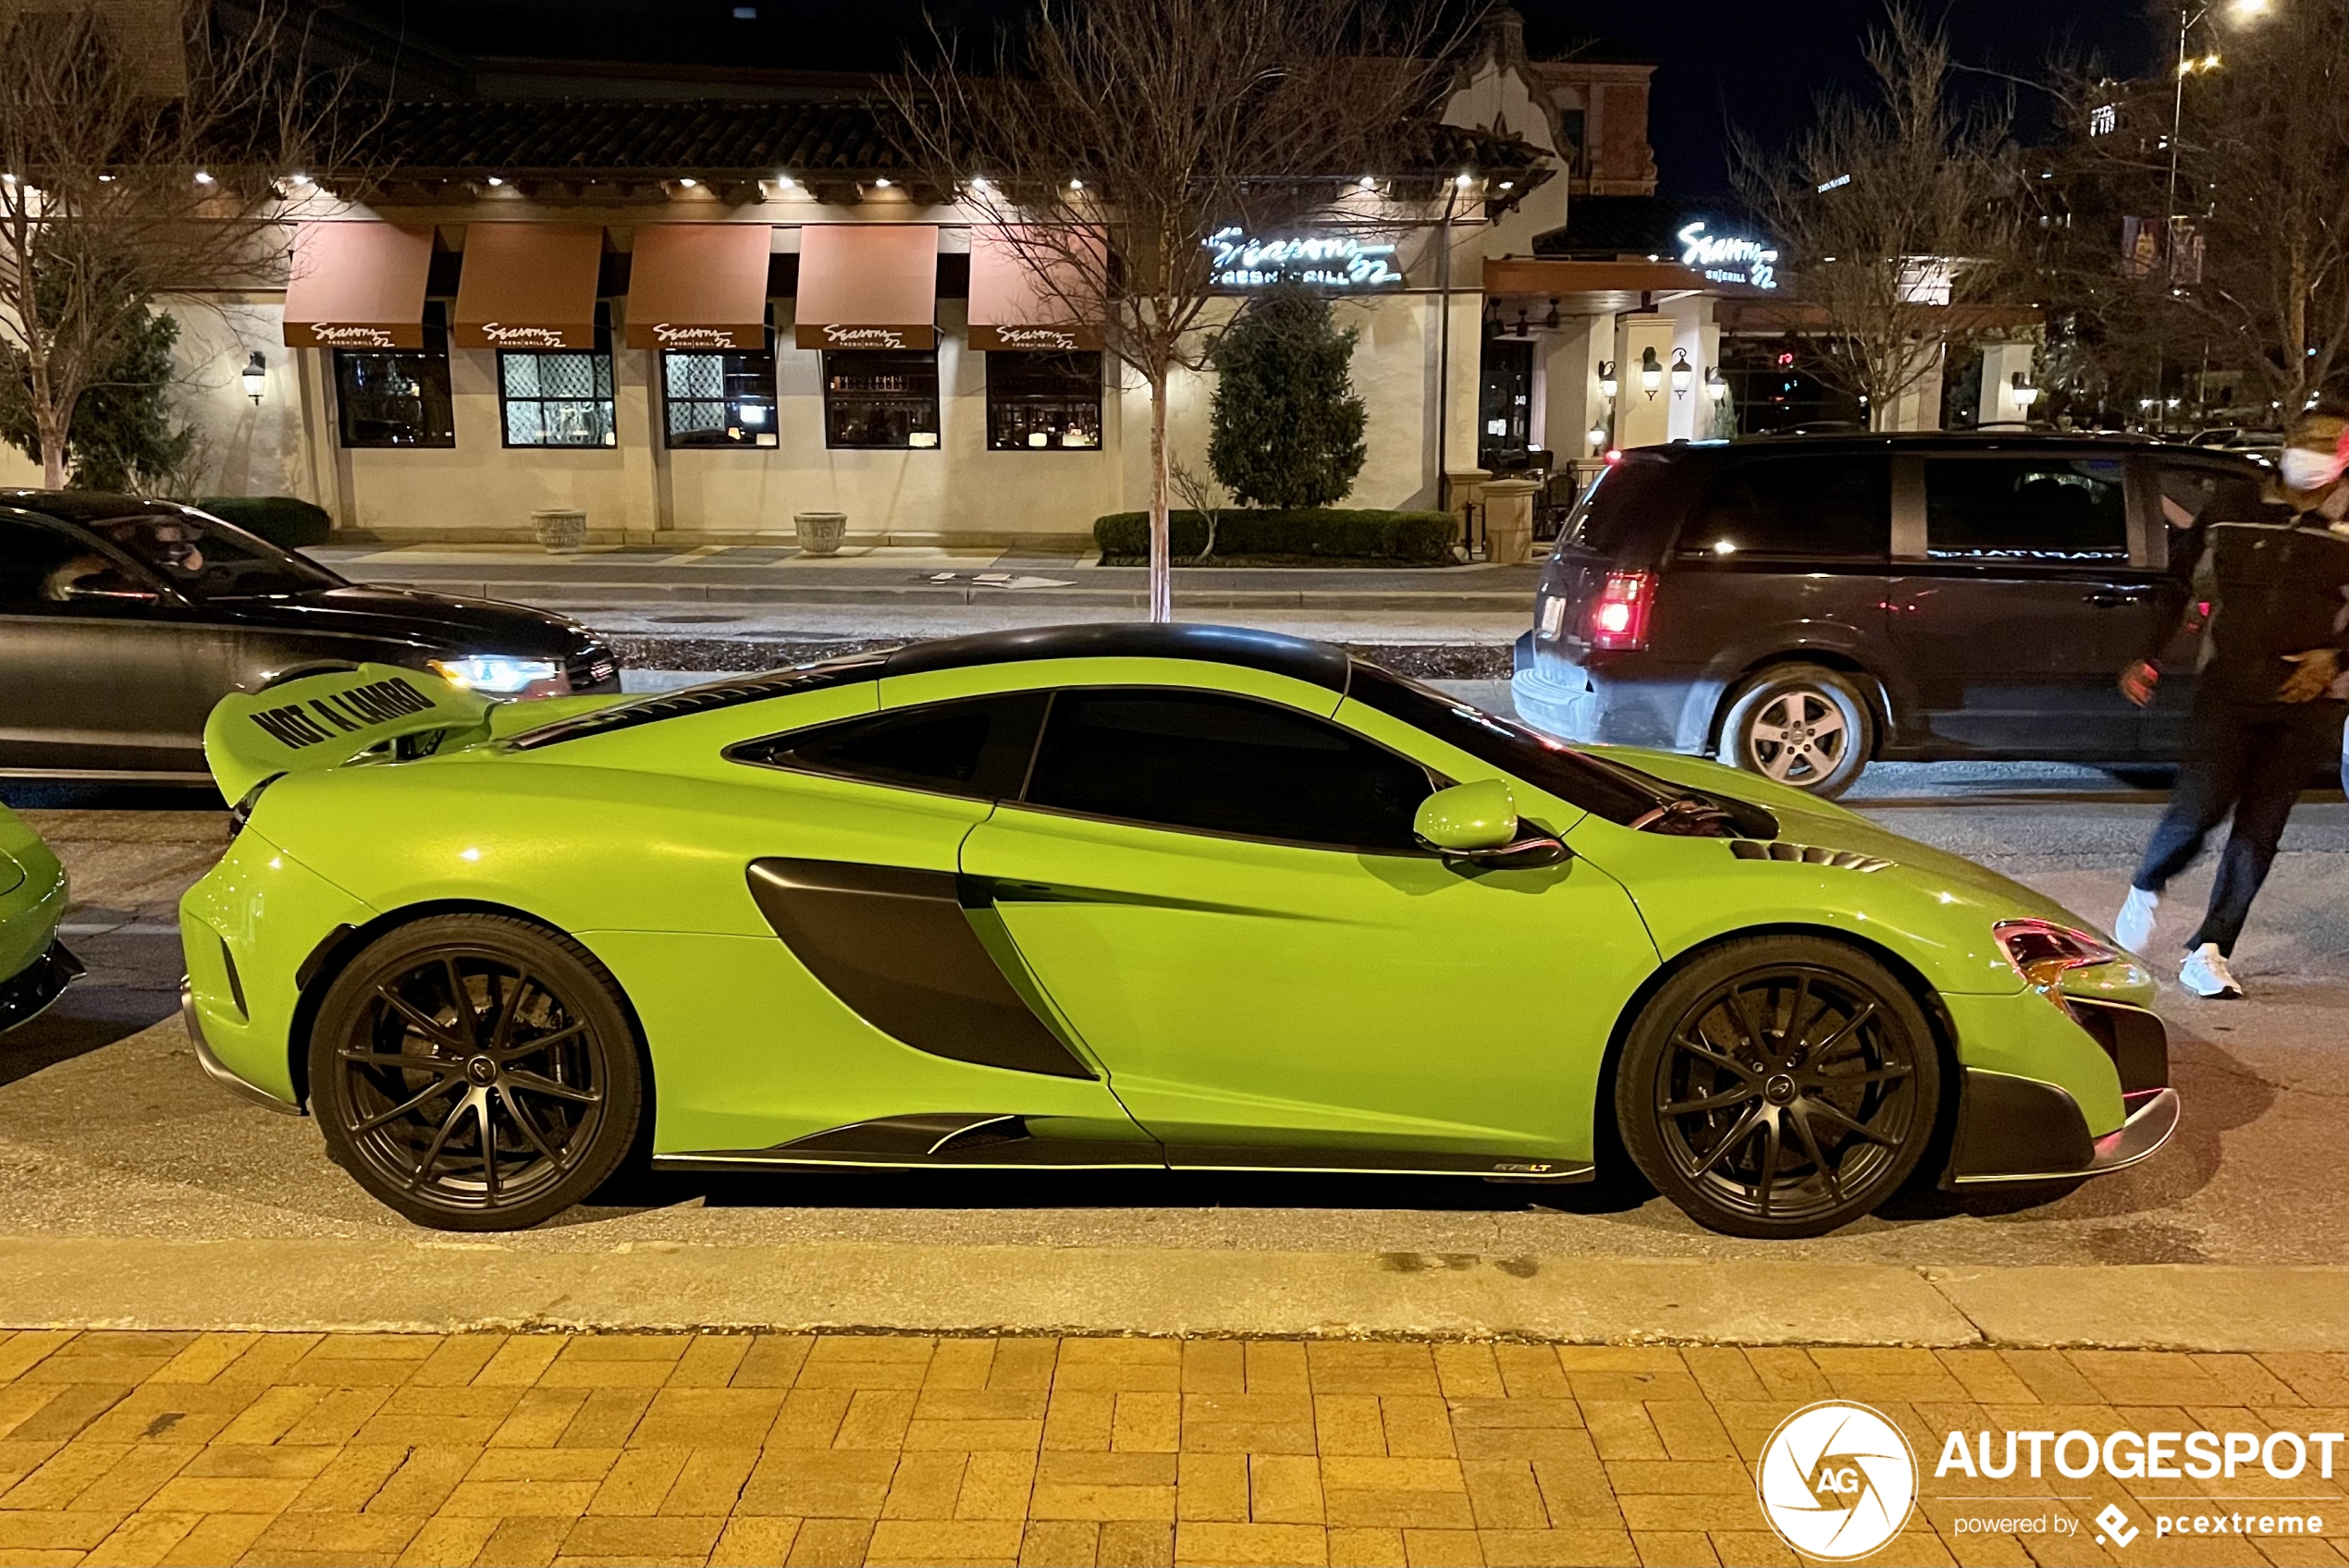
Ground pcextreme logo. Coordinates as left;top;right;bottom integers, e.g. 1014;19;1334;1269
1754;1401;1918;1561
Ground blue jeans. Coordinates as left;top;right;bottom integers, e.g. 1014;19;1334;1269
2133;693;2348;955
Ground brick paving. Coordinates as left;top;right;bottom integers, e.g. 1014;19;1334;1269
0;1330;2345;1566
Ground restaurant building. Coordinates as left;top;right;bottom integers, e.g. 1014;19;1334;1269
11;11;2027;547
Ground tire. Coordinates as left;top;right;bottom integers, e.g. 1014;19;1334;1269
309;914;645;1231
1615;937;1942;1240
1719;664;1874;799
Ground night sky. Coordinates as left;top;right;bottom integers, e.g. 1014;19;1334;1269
355;0;2166;198
1519;0;2161;196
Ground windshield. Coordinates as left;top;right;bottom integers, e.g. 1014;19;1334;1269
75;508;340;599
1347;663;1679;825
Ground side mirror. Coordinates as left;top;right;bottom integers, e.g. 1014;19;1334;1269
1414;779;1572;869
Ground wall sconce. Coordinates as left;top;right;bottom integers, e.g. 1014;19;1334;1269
1543;297;1560;329
2011;370;2039;409
240;350;266;403
1640;346;1664;398
1596;360;1618;399
1669;348;1693;399
1512;310;1529;337
1705;368;1728;403
1588;424;1608;453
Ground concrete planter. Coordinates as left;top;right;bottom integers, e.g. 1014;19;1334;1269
794;511;849;557
1479;478;1543;566
530;508;588;554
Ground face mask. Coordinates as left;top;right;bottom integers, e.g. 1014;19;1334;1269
2281;445;2349;493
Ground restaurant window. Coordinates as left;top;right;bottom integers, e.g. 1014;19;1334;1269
335;301;455;448
499;309;617;448
662;337;779;448
985;351;1102;451
823;349;941;449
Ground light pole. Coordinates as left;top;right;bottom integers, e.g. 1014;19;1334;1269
2156;0;2271;430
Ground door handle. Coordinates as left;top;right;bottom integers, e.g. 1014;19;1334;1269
2086;591;2146;607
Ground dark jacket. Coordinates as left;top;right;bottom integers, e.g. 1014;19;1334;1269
2178;500;2349;703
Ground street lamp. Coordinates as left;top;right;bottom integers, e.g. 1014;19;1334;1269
240;350;266;403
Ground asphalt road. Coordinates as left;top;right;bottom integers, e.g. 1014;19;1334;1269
1;772;2343;1275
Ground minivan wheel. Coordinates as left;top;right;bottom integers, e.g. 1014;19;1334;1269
1615;937;1942;1240
1720;664;1874;799
309;914;644;1231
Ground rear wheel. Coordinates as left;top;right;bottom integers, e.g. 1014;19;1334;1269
1719;664;1873;799
1616;937;1941;1239
309;914;643;1231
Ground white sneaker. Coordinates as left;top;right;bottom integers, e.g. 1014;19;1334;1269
2180;943;2244;999
2113;887;2159;954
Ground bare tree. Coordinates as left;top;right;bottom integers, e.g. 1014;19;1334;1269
0;2;362;488
894;0;1457;620
1735;5;2021;429
2051;0;2349;421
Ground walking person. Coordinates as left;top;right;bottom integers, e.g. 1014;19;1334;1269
2113;406;2349;998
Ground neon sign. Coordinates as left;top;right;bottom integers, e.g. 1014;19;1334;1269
1206;228;1404;290
1678;222;1778;291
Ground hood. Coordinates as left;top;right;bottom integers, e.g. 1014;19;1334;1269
1601;748;2103;934
221;585;599;657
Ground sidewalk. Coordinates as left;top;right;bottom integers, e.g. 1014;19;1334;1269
3;1328;2342;1568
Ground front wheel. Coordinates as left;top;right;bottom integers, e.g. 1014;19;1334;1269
309;914;644;1231
1719;664;1874;799
1616;937;1941;1239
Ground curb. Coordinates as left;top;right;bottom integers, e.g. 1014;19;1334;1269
2;1240;2343;1352
604;635;1518;681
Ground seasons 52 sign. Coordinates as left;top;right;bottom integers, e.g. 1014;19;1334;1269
1206;228;1404;291
1678;221;1779;291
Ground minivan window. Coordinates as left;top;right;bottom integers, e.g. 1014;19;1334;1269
1559;454;1676;557
1925;458;2128;561
1023;689;1433;851
1680;456;1889;559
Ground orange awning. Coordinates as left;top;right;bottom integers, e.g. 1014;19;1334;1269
282;223;433;349
624;224;772;350
453;224;604;349
794;225;938;350
967;227;1104;351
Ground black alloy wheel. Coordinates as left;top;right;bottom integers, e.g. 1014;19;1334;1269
310;914;643;1230
1617;937;1940;1239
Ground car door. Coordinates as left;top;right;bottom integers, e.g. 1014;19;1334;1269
2142;457;2266;758
1885;452;2169;759
959;681;1654;1170
0;511;212;778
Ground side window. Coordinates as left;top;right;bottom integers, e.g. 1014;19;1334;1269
0;516;139;608
1925;458;2128;561
733;692;1048;800
2157;461;2262;545
1023;689;1434;851
1680;457;1889;559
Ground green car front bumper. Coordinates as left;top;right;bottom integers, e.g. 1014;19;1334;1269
0;813;76;1035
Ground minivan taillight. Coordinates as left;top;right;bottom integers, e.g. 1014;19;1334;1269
1590;570;1655;651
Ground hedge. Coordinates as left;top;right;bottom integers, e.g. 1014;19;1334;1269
196;495;334;549
1094;508;1457;565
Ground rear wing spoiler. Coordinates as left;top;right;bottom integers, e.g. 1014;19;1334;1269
204;663;495;802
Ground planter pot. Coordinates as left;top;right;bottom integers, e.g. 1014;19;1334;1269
794;511;849;557
530;508;588;554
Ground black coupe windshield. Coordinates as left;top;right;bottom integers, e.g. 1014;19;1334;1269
75;508;341;599
1345;663;1674;826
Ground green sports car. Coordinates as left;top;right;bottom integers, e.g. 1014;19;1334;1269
1;805;76;1034
178;625;2178;1238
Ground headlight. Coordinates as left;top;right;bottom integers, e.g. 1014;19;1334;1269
429;655;561;694
1993;919;2118;991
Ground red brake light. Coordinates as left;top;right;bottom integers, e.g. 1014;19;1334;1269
1603;447;1624;464
1590;570;1654;651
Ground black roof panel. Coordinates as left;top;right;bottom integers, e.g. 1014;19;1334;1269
882;622;1351;692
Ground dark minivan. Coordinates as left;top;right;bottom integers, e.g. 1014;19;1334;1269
0;493;621;780
1511;434;2266;796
